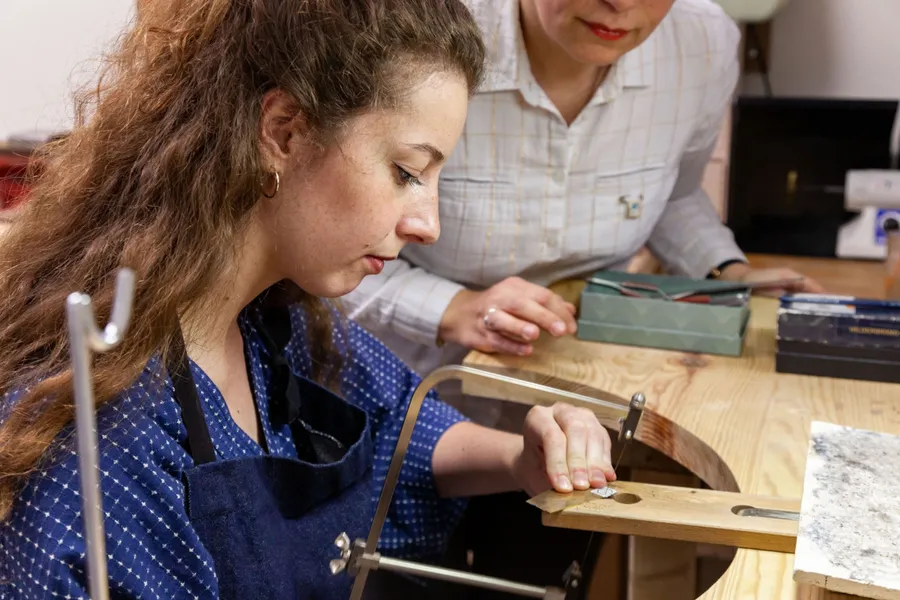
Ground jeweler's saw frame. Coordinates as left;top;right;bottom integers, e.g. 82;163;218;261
333;365;647;600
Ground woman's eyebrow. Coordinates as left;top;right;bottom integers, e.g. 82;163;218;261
405;142;445;164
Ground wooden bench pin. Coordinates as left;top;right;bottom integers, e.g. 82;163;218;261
529;420;900;600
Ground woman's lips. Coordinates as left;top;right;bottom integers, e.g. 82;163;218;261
585;21;629;41
363;255;395;274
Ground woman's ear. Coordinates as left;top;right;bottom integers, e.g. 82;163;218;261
258;89;305;169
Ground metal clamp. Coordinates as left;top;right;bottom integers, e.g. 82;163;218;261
618;392;645;444
612;393;646;471
343;364;646;600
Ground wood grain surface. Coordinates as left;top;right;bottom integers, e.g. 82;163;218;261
746;254;889;300
528;480;800;553
462;256;900;600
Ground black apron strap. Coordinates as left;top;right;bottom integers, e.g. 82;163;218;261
258;303;293;353
255;306;303;429
166;306;339;466
167;326;217;465
254;306;339;464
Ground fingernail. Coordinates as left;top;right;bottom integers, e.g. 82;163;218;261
557;475;573;492
551;321;565;335
573;472;589;488
523;324;538;339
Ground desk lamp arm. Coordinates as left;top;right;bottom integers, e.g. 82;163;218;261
342;364;646;600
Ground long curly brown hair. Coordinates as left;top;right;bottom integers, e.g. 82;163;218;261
0;0;484;520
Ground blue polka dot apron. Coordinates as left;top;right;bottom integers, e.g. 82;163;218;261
168;307;375;600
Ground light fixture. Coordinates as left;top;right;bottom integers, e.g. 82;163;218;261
712;0;791;23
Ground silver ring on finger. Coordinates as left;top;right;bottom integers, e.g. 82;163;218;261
483;306;498;330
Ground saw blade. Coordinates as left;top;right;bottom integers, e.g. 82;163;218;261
613;443;627;473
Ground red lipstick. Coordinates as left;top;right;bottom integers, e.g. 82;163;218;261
586;21;629;41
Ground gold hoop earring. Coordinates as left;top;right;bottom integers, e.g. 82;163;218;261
262;170;280;199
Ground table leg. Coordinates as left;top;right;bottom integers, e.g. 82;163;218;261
587;534;626;600
626;470;699;600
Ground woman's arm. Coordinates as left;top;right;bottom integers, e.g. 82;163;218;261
318;316;615;557
0;393;216;600
433;404;617;499
431;421;523;497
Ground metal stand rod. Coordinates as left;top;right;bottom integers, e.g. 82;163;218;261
67;268;136;600
346;364;644;600
357;552;562;599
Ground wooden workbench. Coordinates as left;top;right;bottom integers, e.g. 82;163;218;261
461;255;899;600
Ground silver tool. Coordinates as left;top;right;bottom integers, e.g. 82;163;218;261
732;505;800;521
67;268;136;600
586;275;802;302
665;277;805;300
336;365;646;600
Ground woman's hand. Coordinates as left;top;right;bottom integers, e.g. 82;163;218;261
511;403;616;497
717;263;826;297
438;277;577;356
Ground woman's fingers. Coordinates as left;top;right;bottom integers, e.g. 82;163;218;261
502;296;576;338
521;404;616;496
542;294;578;334
491;278;577;337
484;330;533;356
530;408;573;493
586;427;614;486
552;404;615;490
482;306;540;341
459;277;579;355
564;419;590;490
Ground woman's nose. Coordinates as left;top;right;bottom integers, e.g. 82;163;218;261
398;196;440;245
602;0;640;12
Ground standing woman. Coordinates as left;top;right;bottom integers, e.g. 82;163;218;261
0;1;617;599
344;0;825;593
348;0;826;394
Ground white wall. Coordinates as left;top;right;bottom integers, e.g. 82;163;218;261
3;0;899;139
0;1;135;140
765;0;900;99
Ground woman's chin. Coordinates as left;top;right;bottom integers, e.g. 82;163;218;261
300;274;364;300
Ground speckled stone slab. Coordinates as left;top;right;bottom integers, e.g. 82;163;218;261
794;421;900;600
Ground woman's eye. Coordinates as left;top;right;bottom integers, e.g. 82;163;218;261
395;164;423;187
